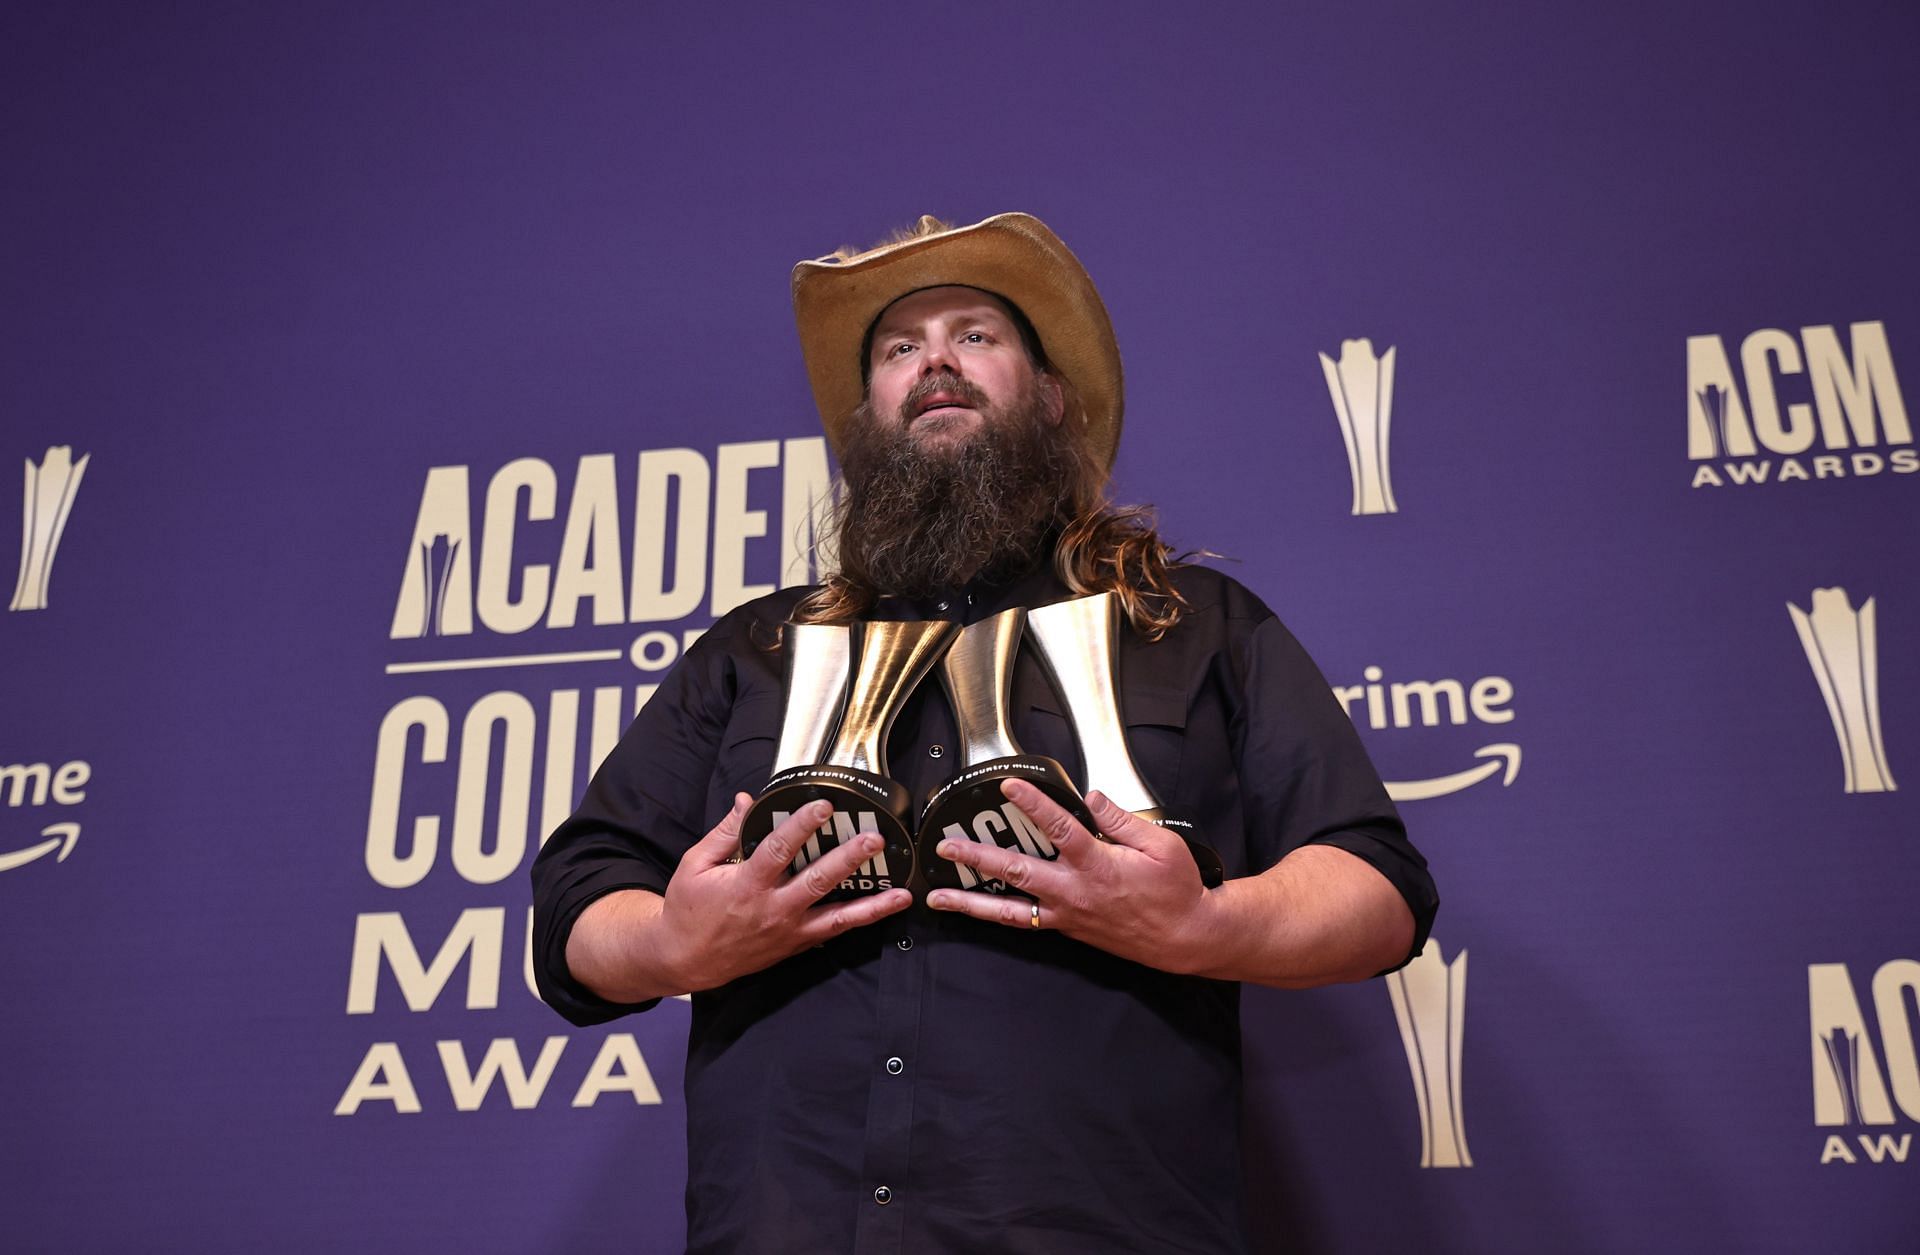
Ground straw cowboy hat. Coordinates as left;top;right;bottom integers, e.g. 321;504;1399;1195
791;212;1125;469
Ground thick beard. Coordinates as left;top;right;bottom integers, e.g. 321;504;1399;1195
833;380;1078;599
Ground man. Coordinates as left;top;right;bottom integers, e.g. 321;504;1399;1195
532;213;1437;1253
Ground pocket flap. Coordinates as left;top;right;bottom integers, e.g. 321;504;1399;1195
1122;684;1188;729
1025;682;1187;728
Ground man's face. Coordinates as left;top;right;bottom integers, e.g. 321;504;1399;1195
835;287;1085;597
864;286;1063;451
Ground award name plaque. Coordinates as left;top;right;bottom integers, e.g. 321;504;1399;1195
919;607;1095;897
739;618;956;900
1025;593;1226;888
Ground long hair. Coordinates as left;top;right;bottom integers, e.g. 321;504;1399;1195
794;377;1193;640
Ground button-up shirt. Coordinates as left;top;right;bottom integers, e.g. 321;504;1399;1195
532;561;1436;1254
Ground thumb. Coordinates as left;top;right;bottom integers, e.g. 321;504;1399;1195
1087;791;1178;855
684;793;753;869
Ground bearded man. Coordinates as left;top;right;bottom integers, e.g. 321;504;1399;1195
532;213;1437;1254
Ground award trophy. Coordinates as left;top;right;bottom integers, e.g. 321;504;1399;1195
739;618;956;900
767;622;853;777
1025;593;1225;887
919;607;1096;897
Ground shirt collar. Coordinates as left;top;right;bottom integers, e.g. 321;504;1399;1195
872;551;1070;625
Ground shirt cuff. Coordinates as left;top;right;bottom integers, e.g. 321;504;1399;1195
1305;831;1439;976
533;867;669;1026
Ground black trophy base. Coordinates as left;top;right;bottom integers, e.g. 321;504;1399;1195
739;764;915;902
917;755;1093;897
1136;809;1225;888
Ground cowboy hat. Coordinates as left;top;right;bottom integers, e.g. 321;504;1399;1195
791;212;1124;469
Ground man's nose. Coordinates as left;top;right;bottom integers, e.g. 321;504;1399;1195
918;340;959;376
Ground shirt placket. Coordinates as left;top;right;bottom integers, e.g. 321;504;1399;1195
849;600;967;1252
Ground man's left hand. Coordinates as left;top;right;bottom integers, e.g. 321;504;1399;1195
927;778;1217;973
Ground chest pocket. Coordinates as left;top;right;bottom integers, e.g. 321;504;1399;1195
1022;682;1188;807
714;693;781;800
1117;683;1189;805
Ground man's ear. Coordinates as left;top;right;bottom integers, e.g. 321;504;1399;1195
1038;372;1065;425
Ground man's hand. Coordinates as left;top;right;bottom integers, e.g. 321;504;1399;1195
926;780;1218;973
570;794;912;1001
927;778;1417;987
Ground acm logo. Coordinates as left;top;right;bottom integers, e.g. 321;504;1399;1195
1688;321;1914;488
1808;959;1920;1165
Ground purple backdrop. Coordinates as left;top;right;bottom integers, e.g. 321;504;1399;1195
3;3;1915;1251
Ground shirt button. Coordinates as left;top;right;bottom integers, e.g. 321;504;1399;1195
934;600;950;613
895;937;913;951
885;1056;904;1075
873;1186;893;1206
928;745;944;759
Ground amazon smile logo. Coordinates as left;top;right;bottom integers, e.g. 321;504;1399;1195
0;758;90;874
1332;666;1521;802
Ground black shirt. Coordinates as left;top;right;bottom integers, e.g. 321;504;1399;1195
532;561;1436;1254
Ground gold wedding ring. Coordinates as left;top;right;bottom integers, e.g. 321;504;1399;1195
1029;902;1042;930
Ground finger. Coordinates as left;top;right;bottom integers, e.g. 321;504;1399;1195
682;793;754;871
1085;791;1180;855
927;886;1051;931
1000;779;1098;866
795;887;914;943
934;834;1066;898
782;830;891;905
745;798;833;885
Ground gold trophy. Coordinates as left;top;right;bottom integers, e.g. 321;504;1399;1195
739;618;956;900
1025;593;1224;887
918;607;1095;897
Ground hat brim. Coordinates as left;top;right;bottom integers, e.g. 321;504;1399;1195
791;213;1123;470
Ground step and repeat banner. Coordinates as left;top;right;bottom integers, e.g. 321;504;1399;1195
3;5;1913;1252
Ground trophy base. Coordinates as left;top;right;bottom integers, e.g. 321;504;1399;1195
739;764;915;902
1135;809;1225;888
918;755;1093;897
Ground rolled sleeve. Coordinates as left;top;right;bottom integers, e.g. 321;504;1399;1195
1234;609;1439;973
530;605;777;1025
531;850;667;1026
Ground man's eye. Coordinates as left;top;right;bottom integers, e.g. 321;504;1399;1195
887;342;915;358
962;332;988;344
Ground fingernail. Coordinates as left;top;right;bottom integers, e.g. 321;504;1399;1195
810;800;832;818
864;834;884;853
928;891;950;909
936;840;955;858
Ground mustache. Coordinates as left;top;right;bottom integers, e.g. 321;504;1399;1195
835;385;1076;598
900;372;989;420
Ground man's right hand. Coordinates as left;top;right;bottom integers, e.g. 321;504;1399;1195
566;793;914;1002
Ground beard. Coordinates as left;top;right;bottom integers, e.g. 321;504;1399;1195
833;375;1080;599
